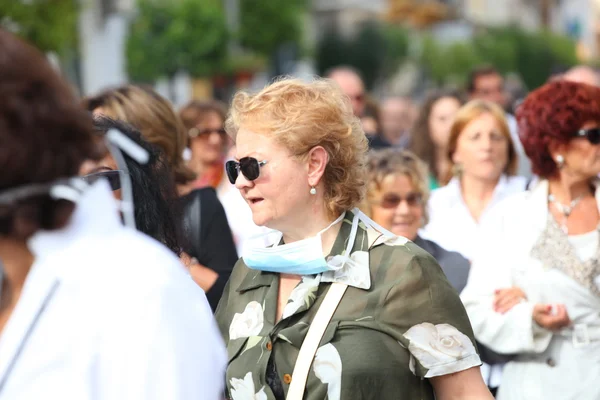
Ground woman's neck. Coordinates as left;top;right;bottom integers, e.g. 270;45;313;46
460;174;501;222
548;175;594;203
280;208;342;257
434;147;450;180
0;239;34;308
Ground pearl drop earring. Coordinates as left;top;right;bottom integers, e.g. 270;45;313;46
310;187;317;195
556;154;565;168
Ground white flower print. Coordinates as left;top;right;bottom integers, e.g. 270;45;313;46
403;323;479;378
229;301;264;340
313;344;342;400
230;372;267;400
322;251;371;289
281;275;321;320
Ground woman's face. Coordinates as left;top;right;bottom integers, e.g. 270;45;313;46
370;173;424;240
559;121;600;179
233;127;311;231
190;111;227;165
79;154;121;200
452;112;509;182
429;97;461;149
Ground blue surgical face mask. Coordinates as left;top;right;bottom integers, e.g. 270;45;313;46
243;213;346;275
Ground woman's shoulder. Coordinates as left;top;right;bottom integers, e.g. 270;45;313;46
368;235;444;283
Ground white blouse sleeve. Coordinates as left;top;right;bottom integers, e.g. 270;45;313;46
96;269;227;400
460;204;553;355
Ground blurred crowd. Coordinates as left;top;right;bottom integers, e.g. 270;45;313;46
2;26;600;400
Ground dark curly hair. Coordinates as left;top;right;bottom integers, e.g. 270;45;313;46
93;117;181;255
0;29;99;189
0;29;100;237
516;80;600;178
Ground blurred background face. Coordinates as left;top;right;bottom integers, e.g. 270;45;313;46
559;121;600;179
453;112;509;182
471;74;506;108
361;115;378;136
429;97;461;149
381;97;413;140
190;111;227;165
329;71;365;117
370;173;423;240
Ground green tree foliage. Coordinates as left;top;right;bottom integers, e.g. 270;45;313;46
420;26;578;89
0;0;78;53
127;0;228;82
238;0;306;57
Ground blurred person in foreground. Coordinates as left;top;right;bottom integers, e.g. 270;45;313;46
467;65;531;177
0;29;225;399
215;77;492;399
364;149;470;293
409;90;464;189
83;86;237;310
461;80;600;400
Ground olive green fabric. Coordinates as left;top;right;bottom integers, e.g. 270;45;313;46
215;211;481;400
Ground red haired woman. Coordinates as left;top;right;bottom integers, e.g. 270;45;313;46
461;80;600;399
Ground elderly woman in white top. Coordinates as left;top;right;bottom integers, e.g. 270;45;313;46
461;80;600;399
421;100;527;261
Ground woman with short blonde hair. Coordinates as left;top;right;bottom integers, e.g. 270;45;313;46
364;149;470;293
216;77;492;399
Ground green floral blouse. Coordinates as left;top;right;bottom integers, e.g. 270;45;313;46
215;211;481;400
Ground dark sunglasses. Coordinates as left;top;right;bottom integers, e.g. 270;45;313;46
574;128;600;144
225;157;268;184
81;170;122;191
379;193;423;209
189;127;227;138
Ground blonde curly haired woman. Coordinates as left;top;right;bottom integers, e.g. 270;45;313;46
215;78;492;400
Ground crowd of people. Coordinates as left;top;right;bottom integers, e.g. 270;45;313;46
1;27;600;400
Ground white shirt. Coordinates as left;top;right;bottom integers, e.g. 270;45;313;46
421;175;527;261
461;180;600;400
0;182;226;399
421;174;526;387
506;113;532;178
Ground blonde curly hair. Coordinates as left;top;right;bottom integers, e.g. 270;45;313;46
226;77;369;218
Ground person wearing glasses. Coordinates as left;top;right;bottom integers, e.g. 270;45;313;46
215;78;493;400
179;100;230;190
363;149;470;293
461;80;600;400
0;29;225;399
83;86;237;311
80;117;181;255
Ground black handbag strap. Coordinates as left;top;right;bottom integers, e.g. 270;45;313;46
189;190;202;259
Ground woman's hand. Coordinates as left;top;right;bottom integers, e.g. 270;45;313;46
181;252;219;292
533;303;571;331
493;287;527;314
